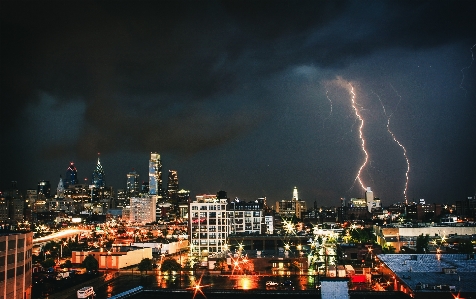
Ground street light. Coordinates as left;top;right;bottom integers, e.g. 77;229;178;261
60;241;67;259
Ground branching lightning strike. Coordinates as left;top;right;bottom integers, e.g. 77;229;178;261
349;84;368;191
374;86;410;204
323;89;333;128
459;43;476;97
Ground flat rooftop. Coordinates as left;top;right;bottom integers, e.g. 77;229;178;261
378;254;476;293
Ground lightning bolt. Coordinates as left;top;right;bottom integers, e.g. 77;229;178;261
349;84;368;191
373;86;410;204
459;43;476;97
323;89;333;127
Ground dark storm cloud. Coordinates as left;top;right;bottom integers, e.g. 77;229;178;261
1;0;475;199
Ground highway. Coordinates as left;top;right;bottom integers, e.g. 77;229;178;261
33;228;89;244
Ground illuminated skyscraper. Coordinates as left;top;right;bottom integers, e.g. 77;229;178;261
126;170;140;199
148;152;162;196
275;187;307;219
166;170;179;201
91;154;106;188
365;187;380;212
65;162;78;187
56;176;65;198
292;186;298;201
37;180;51;199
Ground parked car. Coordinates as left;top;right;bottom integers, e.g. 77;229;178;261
266;281;279;287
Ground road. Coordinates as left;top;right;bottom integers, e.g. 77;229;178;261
33;229;89;244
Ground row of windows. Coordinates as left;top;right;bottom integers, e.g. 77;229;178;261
192;240;224;247
191;226;227;232
0;262;30;282
191;233;227;240
229;205;262;210
6;251;30;264
191;218;227;225
191;205;226;211
230;212;262;217
190;212;227;218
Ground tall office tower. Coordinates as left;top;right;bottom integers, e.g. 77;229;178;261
275;186;307;219
126;170;140;199
148;152;162;196
56;176;65;198
116;189;126;208
25;189;37;219
141;182;149;194
37;180;51;199
91;154;106;188
65;162;78;187
292;186;298;201
365;187;374;212
166;170;179;201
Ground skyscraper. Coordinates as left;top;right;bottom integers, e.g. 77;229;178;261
166;170;179;202
148;152;162;196
365;187;374;212
292;186;298;201
126;170;140;199
91;154;106;188
37;180;51;199
56;176;65;198
65;162;78;187
275;187;307;219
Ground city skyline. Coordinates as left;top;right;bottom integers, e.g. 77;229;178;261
1;1;475;206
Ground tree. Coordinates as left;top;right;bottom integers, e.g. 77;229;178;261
161;258;181;273
61;260;73;269
289;261;300;275
382;244;396;254
138;258;154;274
214;258;227;271
416;234;430;253
41;258;56;269
458;239;474;254
81;255;99;271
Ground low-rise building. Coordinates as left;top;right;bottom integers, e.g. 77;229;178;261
71;246;152;270
374;225;476;252
377;253;476;298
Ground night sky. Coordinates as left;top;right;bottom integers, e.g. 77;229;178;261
1;1;475;207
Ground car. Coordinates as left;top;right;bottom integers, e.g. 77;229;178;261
266;281;279;287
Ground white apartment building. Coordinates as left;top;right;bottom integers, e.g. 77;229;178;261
189;195;228;256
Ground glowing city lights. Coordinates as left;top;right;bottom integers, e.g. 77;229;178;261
189;275;209;299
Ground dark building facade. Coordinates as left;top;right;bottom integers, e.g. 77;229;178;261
0;230;33;299
64;162;78;188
